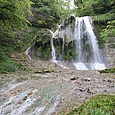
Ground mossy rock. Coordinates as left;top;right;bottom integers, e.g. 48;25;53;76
35;68;54;74
43;68;54;73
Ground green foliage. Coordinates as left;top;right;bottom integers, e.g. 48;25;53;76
15;27;39;52
0;59;18;73
0;55;18;73
0;0;32;38
0;43;19;73
92;13;115;24
100;20;115;40
31;0;75;29
66;95;115;115
75;0;95;16
74;0;115;42
75;0;115;17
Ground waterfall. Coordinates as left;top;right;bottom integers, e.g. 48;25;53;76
25;43;35;60
24;15;106;70
50;16;106;70
51;37;56;61
73;16;106;70
47;25;62;61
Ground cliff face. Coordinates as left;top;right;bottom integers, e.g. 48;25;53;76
27;13;115;69
27;16;76;61
104;37;115;67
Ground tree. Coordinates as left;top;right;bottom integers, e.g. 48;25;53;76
75;0;115;16
31;0;75;29
0;0;32;38
101;20;115;39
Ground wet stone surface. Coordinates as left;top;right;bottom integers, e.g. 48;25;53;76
0;60;115;115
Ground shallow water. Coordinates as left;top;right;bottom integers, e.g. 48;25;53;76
0;70;115;115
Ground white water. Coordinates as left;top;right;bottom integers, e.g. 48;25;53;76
47;27;69;69
24;16;106;70
63;0;77;10
73;62;89;70
0;89;37;115
51;37;56;61
25;43;35;60
73;16;106;70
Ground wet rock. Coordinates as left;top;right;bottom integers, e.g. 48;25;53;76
108;79;112;82
87;88;93;94
82;77;91;81
35;68;54;74
79;87;87;92
43;68;54;73
70;77;76;80
22;96;27;101
104;89;107;92
28;91;33;95
0;62;115;115
35;70;43;74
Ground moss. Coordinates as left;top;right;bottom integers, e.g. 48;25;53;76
35;42;51;60
63;42;76;60
66;95;115;115
35;68;54;74
94;24;106;44
99;66;115;73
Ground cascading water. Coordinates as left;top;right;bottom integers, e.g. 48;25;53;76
25;43;35;60
50;16;106;70
73;16;106;70
47;25;62;61
25;15;106;70
47;27;69;69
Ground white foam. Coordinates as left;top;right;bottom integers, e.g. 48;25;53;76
91;63;106;70
73;62;89;70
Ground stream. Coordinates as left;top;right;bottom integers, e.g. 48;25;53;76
0;60;115;115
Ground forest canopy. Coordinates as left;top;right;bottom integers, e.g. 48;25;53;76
74;0;115;38
0;0;33;39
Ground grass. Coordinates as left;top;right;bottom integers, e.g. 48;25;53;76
60;95;115;115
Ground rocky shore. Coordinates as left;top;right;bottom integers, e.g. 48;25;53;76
0;58;115;115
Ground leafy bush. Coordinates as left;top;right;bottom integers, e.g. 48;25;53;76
0;57;18;73
66;95;115;115
0;45;18;73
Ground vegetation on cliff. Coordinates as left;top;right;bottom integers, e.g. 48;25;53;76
74;0;115;40
0;0;32;73
0;0;71;72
